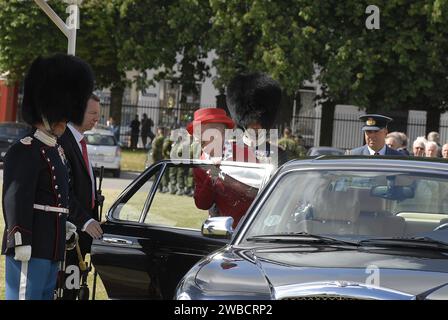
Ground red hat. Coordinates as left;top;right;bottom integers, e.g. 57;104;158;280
187;108;234;135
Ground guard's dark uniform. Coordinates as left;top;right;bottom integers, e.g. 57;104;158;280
2;130;70;299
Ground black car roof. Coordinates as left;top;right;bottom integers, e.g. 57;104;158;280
278;156;448;174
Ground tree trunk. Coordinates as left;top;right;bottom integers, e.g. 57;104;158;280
110;86;124;125
426;108;441;136
319;100;335;147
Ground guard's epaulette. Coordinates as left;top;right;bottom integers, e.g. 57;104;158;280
20;136;33;145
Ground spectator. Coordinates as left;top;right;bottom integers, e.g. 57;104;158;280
412;136;427;157
425;141;440;158
140;113;154;149
396;132;410;155
428;131;442;156
130;115;140;149
442;143;448;159
385;133;401;150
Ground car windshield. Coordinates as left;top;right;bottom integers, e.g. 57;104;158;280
85;134;116;146
244;170;448;243
0;125;30;139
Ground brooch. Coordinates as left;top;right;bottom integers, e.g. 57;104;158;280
57;145;68;164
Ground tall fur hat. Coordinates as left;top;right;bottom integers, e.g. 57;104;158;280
226;72;281;129
22;53;94;126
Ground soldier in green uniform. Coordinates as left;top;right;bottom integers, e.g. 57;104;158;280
151;127;169;192
278;127;304;161
163;129;178;194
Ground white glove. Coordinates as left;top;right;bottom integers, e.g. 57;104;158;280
66;221;77;241
14;245;32;262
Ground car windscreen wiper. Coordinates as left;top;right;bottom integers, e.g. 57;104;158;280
245;232;359;246
358;237;448;250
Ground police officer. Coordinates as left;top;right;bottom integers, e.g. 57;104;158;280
1;54;94;300
348;114;403;156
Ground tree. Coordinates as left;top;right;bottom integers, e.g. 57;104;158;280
0;0;66;82
209;0;318;126
309;1;448;137
0;0;210;126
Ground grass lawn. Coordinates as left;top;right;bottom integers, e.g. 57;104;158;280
121;149;148;172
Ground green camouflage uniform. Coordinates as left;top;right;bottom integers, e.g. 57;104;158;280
279;137;305;161
170;138;191;195
151;135;168;192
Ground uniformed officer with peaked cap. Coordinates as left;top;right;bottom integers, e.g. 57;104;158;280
1;53;94;300
348;114;403;156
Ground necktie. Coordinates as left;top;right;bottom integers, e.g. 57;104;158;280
80;138;95;209
374;152;380;155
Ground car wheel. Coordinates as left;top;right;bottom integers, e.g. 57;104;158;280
113;168;121;178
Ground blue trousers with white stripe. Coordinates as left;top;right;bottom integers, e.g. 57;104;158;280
5;255;59;300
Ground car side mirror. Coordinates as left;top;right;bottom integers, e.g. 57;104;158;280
201;217;234;239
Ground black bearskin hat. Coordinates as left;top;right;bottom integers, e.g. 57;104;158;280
22;53;94;126
226;72;281;129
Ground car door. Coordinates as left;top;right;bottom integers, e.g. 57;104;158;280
91;160;272;299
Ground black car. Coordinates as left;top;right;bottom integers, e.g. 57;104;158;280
0;122;32;161
92;157;448;300
91;160;274;299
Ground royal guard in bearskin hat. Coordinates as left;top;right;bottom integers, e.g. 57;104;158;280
1;53;94;300
226;72;287;166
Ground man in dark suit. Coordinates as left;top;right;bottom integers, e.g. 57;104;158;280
59;93;104;299
348;114;403;156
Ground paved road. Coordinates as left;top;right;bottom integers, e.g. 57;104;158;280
0;164;141;190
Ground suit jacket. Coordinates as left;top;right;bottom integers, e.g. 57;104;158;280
348;145;404;156
59;129;99;246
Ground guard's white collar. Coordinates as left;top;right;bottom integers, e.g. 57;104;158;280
34;129;57;147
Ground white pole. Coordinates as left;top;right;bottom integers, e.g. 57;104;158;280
67;27;77;55
33;0;81;55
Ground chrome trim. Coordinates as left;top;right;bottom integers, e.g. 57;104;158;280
273;281;415;300
201;217;234;239
102;237;133;245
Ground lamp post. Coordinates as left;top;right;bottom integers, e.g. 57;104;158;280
33;0;82;55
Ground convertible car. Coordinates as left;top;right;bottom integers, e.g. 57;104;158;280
92;157;448;300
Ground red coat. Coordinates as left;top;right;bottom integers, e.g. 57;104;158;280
193;143;258;228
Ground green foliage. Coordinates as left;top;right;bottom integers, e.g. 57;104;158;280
0;0;66;82
2;0;448;114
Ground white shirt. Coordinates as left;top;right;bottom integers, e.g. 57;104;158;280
67;123;95;231
367;144;386;155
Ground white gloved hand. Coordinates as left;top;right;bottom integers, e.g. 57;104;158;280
66;221;77;241
14;245;32;262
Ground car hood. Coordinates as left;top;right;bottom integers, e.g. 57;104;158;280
194;245;448;299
